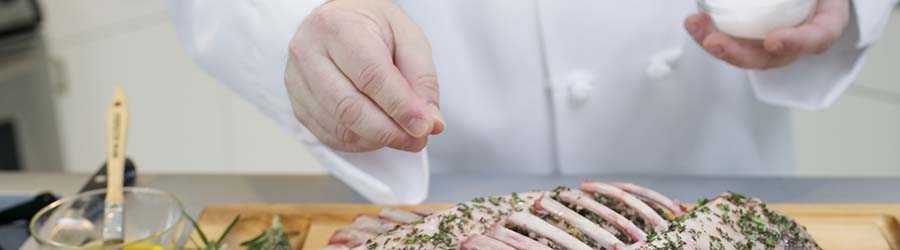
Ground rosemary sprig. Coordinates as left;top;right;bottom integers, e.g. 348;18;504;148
184;212;240;250
240;215;292;250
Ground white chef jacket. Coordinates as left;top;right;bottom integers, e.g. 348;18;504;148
167;0;898;204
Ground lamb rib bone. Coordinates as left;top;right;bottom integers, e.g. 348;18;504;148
533;193;627;249
461;234;518;250
349;215;398;234
610;182;687;218
506;211;593;250
327;227;376;248
484;223;554;250
557;189;648;242
378;207;423;224
581;181;669;232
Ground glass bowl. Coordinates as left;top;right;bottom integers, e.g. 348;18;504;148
29;187;187;250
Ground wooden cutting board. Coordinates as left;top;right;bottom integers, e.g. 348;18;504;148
194;204;900;250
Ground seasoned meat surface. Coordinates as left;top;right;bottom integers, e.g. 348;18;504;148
322;182;819;250
641;193;820;250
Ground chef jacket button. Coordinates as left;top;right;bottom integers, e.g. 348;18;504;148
646;61;673;80
568;77;593;105
563;70;595;106
645;47;683;80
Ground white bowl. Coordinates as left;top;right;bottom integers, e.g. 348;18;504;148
698;0;817;39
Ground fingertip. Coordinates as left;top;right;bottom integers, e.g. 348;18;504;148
683;13;699;28
430;120;444;135
402;137;428;152
431;121;444;135
684;13;709;41
428;105;445;135
764;29;792;54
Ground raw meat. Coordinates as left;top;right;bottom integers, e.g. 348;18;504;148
640;192;820;250
325;181;819;250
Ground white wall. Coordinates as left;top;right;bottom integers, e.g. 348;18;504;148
793;9;900;176
40;1;899;176
40;0;324;174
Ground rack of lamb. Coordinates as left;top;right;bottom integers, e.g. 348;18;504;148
325;181;819;250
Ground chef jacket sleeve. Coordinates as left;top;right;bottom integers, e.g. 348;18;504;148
747;0;898;110
165;0;430;204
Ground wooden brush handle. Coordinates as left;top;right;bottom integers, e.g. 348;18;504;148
106;86;128;202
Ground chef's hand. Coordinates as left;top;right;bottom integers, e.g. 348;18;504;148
284;0;444;152
684;0;850;69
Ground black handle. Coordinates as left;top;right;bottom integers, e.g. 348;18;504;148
0;192;56;226
80;158;138;193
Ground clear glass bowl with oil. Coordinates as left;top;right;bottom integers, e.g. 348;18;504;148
30;187;187;250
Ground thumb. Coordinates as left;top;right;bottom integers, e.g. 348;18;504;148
389;11;445;135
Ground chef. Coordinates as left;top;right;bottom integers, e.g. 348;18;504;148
167;0;898;204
